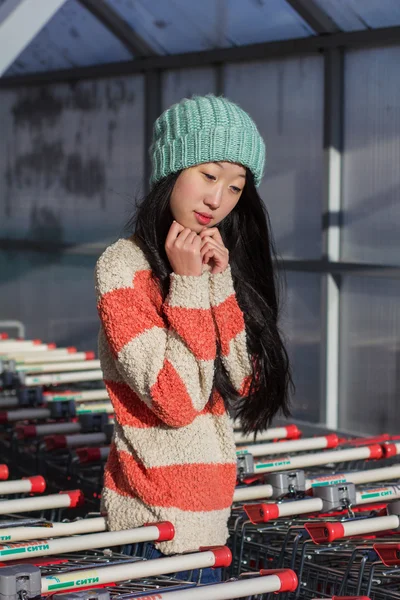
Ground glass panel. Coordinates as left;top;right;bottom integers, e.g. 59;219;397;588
0;250;99;352
220;0;314;45
5;0;132;76
105;0;313;56
314;0;400;31
225;56;324;259
281;271;321;423
341;47;400;265
0;75;144;245
339;276;400;435
162;68;216;110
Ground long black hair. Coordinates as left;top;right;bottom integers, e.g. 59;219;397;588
126;169;294;436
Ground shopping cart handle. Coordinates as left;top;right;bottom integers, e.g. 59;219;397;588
17;425;37;439
144;521;175;542
284;425;302;439
244;503;279;524
305;521;344;543
259;569;298;592
325;434;340;448
45;435;67;450
60;490;85;508
0;465;8;480
76;447;101;463
22;476;46;493
381;443;398;459
198;546;232;568
374;543;400;566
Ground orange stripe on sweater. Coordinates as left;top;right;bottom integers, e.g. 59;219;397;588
104;444;236;511
163;305;216;361
105;379;227;428
98;271;164;355
207;389;226;416
212;295;245;356
105;380;162;428
149;358;198;426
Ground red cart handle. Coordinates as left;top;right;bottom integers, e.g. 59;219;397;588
244;503;279;524
305;521;345;543
374;543;400;566
259;569;298;592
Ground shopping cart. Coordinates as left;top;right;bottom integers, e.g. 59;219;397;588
0;551;298;600
228;465;400;577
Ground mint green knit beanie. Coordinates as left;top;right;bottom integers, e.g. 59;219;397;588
150;94;266;188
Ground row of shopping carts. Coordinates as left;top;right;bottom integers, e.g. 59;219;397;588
2;331;400;598
0;460;302;599
0;333;113;504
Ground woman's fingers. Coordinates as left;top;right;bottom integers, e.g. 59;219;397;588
200;238;227;256
165;221;185;247
165;222;228;275
165;223;203;276
200;238;229;274
178;229;197;248
185;231;201;251
201;241;226;262
199;227;225;247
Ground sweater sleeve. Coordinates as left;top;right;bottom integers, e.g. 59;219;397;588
95;245;217;428
209;265;253;398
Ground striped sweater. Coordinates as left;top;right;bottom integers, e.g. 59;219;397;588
94;236;253;554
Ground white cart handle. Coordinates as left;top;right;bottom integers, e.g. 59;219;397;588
0;516;106;543
0;522;174;561
236;434;338;457
0;490;83;514
306;515;400;543
0;476;45;496
132;569;298;599
254;444;383;473
234;425;301;444
41;548;233;593
24;370;103;387
44;389;109;402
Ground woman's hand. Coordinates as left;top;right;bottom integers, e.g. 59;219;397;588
165;221;203;276
199;227;229;275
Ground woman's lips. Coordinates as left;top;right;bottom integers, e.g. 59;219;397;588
194;211;212;225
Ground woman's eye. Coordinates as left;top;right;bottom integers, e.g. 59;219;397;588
231;186;242;194
203;173;216;181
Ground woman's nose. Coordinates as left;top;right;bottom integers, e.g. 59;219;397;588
204;187;223;208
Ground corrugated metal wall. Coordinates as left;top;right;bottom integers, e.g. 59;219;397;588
0;75;144;244
0;75;144;351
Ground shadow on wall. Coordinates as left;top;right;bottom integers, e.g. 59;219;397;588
1;78;144;247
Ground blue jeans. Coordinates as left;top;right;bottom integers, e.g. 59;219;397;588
142;543;222;584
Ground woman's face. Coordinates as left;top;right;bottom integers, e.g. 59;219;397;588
169;161;246;231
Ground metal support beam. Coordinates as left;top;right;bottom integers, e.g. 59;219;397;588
3;236;400;278
320;48;344;430
144;70;162;193
285;0;340;34
1;24;400;88
78;0;156;57
0;0;67;77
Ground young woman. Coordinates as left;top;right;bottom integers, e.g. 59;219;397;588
94;94;293;582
